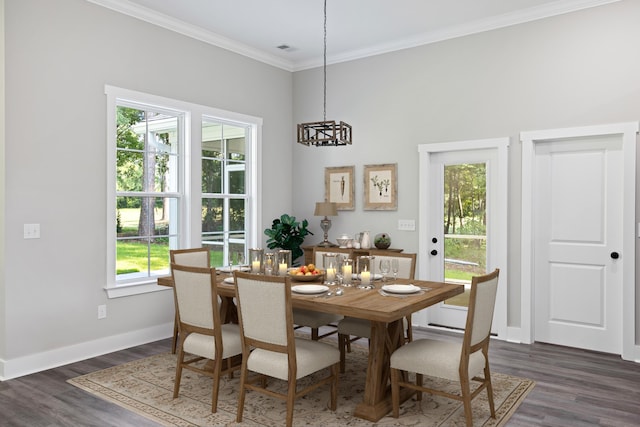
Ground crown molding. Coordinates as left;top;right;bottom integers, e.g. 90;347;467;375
88;0;620;73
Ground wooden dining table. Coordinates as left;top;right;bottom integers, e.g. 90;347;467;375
158;271;463;422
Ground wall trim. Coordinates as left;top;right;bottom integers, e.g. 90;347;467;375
0;322;172;381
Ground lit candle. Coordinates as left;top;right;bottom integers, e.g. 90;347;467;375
279;262;288;275
326;267;336;282
251;260;261;273
342;264;352;283
360;268;371;285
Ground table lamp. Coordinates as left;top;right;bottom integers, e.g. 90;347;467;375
314;201;338;247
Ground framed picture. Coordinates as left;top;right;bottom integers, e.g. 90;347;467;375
364;163;397;210
325;166;355;210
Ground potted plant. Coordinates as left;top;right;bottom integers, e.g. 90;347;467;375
264;214;313;265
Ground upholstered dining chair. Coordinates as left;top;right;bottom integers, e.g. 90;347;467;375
337;251;417;372
169;247;211;353
234;272;340;427
170;263;243;413
390;268;500;426
290;247;351;341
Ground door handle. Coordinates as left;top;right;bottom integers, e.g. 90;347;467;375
430;250;438;256
610;252;620;259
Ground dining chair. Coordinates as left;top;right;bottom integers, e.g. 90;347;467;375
390;268;500;426
170;263;243;413
290;247;350;341
169;247;211;353
234;272;340;427
337;251;417;372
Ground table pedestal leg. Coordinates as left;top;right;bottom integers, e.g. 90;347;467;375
353;319;414;421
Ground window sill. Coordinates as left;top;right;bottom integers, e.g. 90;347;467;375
105;279;170;299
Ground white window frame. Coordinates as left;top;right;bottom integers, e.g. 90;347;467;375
105;85;262;298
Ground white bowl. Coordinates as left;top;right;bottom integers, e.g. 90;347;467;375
336;238;352;247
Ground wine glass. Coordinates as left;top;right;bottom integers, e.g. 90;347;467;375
379;259;391;282
391;259;399;282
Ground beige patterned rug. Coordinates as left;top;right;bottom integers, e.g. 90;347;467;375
68;346;534;427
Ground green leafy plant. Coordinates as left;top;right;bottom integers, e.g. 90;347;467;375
264;214;313;264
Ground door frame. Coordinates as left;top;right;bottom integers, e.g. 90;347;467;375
417;137;509;340
520;122;639;361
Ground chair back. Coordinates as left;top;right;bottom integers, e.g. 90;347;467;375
367;250;417;279
465;268;500;348
171;264;219;331
170;247;210;267
234;272;293;347
313;247;353;267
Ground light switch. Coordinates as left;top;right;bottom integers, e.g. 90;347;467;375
24;223;41;239
398;219;416;231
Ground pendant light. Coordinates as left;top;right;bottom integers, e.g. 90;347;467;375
297;0;352;146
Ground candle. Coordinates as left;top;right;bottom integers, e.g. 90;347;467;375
251;260;261;273
360;269;371;285
326;267;336;282
279;262;288;275
342;264;352;282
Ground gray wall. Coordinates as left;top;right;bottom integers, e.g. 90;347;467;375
292;0;640;332
2;0;639;378
1;0;292;377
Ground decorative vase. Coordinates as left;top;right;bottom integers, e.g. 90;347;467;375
374;233;391;249
360;231;371;249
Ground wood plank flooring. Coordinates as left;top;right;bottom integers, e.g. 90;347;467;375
0;328;638;426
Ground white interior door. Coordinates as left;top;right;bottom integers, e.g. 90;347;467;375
417;138;508;339
533;135;623;352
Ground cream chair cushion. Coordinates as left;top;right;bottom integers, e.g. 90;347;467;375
183;323;243;360
391;339;486;382
293;309;342;328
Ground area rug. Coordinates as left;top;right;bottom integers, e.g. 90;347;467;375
68;346;534;427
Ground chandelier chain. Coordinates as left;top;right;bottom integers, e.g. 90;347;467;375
323;0;327;122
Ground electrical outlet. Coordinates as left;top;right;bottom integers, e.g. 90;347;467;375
24;223;41;239
98;305;107;319
398;219;416;231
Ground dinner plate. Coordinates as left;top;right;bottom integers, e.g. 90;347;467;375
291;284;329;294
223;277;234;284
352;273;383;281
218;266;250;273
381;284;421;294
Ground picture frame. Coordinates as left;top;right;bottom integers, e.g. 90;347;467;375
325;165;355;210
363;163;397;210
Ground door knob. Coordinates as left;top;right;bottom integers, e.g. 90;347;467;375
430;250;438;256
610;252;620;259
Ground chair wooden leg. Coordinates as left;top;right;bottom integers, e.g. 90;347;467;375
171;314;179;354
338;333;347;373
330;363;338;411
211;359;221;413
416;373;423;401
485;363;496;418
173;347;184;398
286;379;296;427
460;378;474;427
236;359;248;423
390;368;400;418
311;327;319;340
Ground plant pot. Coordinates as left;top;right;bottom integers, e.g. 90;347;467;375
374;233;391;249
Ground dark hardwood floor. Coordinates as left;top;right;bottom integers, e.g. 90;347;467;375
1;327;639;426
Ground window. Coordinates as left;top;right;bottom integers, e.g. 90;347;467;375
106;86;261;298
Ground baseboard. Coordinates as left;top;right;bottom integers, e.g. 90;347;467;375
506;326;523;343
0;322;173;381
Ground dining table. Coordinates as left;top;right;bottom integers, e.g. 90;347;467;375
158;270;463;422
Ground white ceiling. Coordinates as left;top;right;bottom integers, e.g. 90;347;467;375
90;0;618;71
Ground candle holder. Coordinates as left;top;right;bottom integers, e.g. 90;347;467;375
276;250;292;276
322;253;339;285
357;255;376;289
341;258;353;286
249;248;264;274
263;252;275;275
